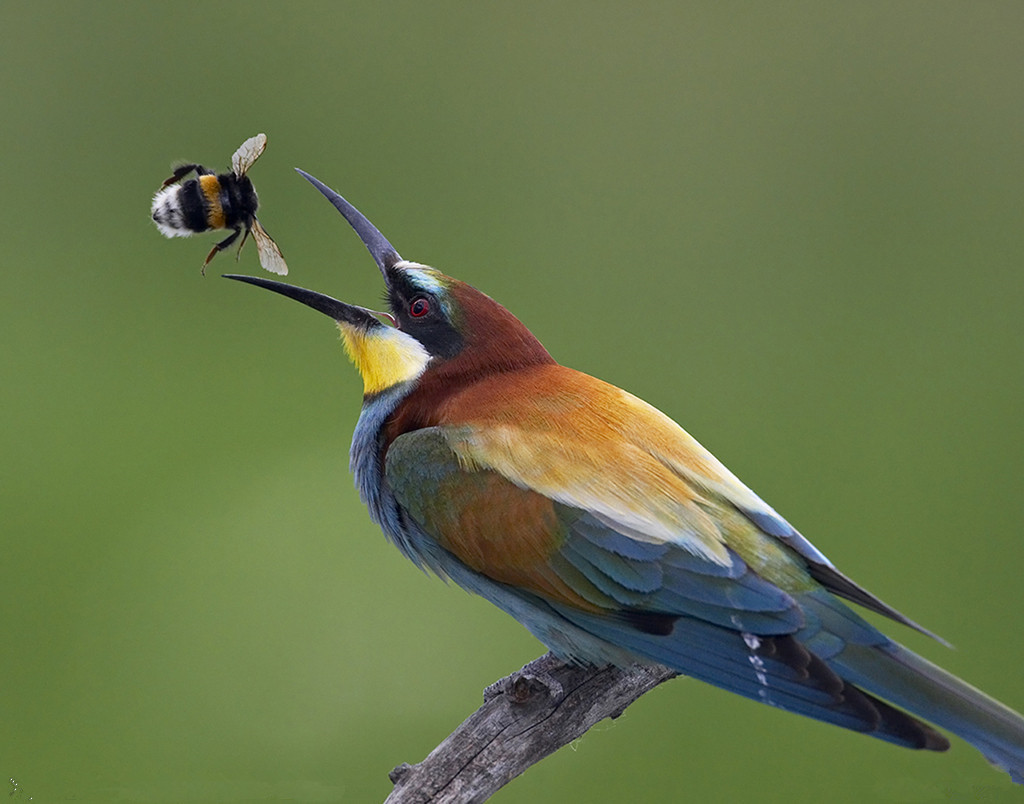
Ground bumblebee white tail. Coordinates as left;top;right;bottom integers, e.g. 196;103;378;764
151;186;193;239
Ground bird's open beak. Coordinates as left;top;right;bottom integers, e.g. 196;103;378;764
224;171;403;327
295;168;402;277
223;274;388;328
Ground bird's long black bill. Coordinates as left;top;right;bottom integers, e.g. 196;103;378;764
223;274;383;329
295;168;402;276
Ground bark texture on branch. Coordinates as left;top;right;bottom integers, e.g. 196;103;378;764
384;653;678;804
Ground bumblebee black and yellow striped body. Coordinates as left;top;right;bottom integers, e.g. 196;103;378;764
152;168;258;242
151;133;287;275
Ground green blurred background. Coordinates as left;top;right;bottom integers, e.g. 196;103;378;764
2;3;1021;802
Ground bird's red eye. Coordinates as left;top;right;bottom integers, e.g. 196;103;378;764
409;297;430;318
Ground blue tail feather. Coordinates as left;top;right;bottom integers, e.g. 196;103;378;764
551;605;948;750
832;641;1024;783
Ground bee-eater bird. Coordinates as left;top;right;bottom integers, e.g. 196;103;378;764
225;169;1024;784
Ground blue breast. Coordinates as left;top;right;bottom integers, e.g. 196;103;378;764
349;382;437;569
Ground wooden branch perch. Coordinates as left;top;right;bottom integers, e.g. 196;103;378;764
384;653;678;803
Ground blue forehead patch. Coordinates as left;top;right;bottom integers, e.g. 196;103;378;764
402;264;446;293
400;263;456;318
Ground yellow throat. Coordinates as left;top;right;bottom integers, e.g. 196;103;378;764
338;322;431;396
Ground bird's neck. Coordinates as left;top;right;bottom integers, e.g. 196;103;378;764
382;342;556;446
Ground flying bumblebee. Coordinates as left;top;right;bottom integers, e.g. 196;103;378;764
151;133;287;275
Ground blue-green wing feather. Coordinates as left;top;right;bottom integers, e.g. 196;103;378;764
383;426;1024;775
384;428;946;747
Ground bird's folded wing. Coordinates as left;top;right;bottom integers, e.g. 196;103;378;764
385;423;811;634
384;424;953;748
387;364;936;638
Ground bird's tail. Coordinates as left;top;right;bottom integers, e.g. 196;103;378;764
833;641;1024;783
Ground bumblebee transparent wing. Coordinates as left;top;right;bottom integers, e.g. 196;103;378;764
231;133;268;177
251;219;288;275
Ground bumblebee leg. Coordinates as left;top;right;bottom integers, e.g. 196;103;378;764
161;163;200;187
201;227;241;275
161;164;214;188
234;227;252;260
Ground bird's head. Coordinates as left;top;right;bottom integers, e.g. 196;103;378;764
227;170;552;398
